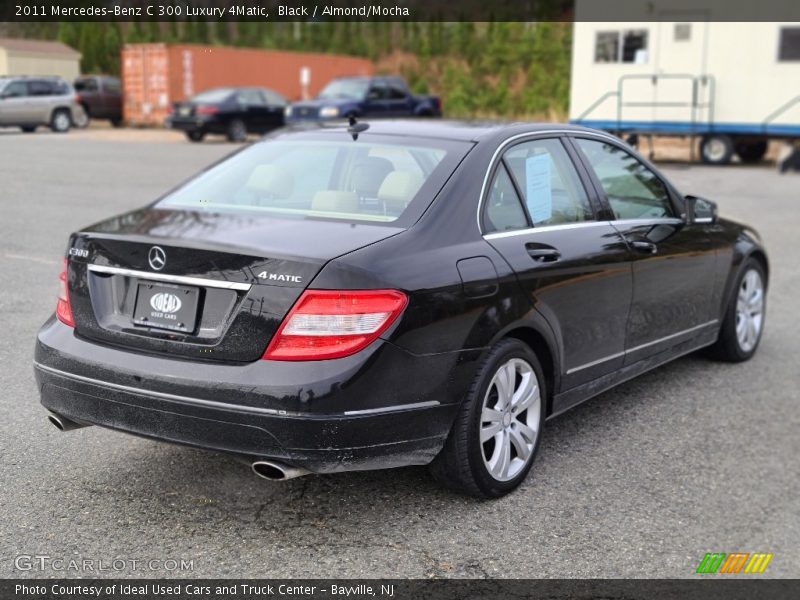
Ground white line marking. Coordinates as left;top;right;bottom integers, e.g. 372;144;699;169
4;253;59;266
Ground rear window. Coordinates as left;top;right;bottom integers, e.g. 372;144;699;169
190;88;233;103
157;133;472;226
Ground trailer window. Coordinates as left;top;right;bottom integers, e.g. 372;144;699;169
778;27;800;61
594;30;649;63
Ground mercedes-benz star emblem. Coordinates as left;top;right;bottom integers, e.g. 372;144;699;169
148;246;166;271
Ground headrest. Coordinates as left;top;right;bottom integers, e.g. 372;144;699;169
245;165;294;199
351;157;394;196
311;190;359;213
377;171;424;211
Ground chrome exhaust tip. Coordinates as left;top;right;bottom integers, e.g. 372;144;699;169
251;460;310;481
46;412;90;432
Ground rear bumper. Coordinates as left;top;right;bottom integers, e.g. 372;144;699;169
167;117;223;134
34;318;464;473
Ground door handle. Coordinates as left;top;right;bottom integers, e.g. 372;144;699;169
526;246;561;262
630;240;658;254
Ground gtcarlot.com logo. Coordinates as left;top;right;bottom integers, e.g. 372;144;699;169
696;552;773;574
14;554;194;572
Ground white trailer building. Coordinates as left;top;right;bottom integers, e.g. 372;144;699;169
569;6;800;164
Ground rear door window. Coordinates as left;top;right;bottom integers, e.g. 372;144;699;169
28;80;54;96
503;138;593;226
483;165;529;233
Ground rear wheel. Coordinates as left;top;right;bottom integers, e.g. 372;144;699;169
110;118;124;128
226;119;247;142
706;259;766;362
430;338;545;498
185;131;205;143
50;109;71;133
699;134;734;165
735;140;768;164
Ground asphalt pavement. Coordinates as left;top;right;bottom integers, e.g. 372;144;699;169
1;128;798;579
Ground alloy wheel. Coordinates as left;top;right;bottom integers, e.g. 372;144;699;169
480;358;541;482
736;269;764;352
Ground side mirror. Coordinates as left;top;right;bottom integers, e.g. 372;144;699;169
366;90;381;101
684;195;718;224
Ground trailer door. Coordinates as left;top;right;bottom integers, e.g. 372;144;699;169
654;20;712;128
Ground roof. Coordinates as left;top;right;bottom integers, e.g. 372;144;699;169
282;119;603;143
0;38;80;57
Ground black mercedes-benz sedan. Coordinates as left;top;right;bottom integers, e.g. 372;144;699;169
167;86;287;143
35;121;768;498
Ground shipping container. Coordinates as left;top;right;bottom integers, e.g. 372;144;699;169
121;43;374;126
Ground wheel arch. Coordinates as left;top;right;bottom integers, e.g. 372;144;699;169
49;105;73;122
501;326;559;417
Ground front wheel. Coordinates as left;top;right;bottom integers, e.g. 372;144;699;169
706;259;767;362
185;131;205;143
430;339;546;498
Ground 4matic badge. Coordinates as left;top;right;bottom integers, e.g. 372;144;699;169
257;271;303;284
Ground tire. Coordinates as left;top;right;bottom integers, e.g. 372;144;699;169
21;126;36;133
735;140;768;164
50;109;71;133
430;338;546;498
226;119;247;142
110;118;124;128
706;259;767;362
74;106;89;128
185;131;205;143
699;134;734;165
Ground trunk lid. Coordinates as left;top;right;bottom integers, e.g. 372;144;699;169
67;207;402;362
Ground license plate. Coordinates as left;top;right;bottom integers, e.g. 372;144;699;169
179;106;191;116
133;282;199;333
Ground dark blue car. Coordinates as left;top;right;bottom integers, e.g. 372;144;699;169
286;76;441;121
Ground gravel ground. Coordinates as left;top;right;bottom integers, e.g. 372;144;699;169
0;128;798;579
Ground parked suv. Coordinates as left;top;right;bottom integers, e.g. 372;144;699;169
0;75;82;133
74;75;123;127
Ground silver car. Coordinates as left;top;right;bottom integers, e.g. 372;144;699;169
0;76;84;133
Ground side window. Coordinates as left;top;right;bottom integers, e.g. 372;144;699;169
262;89;287;106
103;78;121;93
2;81;28;98
75;78;98;92
387;82;407;100
367;83;388;101
575;138;674;220
483;166;529;233
504;138;593;226
779;26;800;61
28;81;54;96
237;89;266;106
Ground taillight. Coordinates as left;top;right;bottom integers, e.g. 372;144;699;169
196;105;218;115
56;258;75;328
263;290;408;361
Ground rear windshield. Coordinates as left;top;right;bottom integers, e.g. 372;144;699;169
157;133;472;226
190;88;233;103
